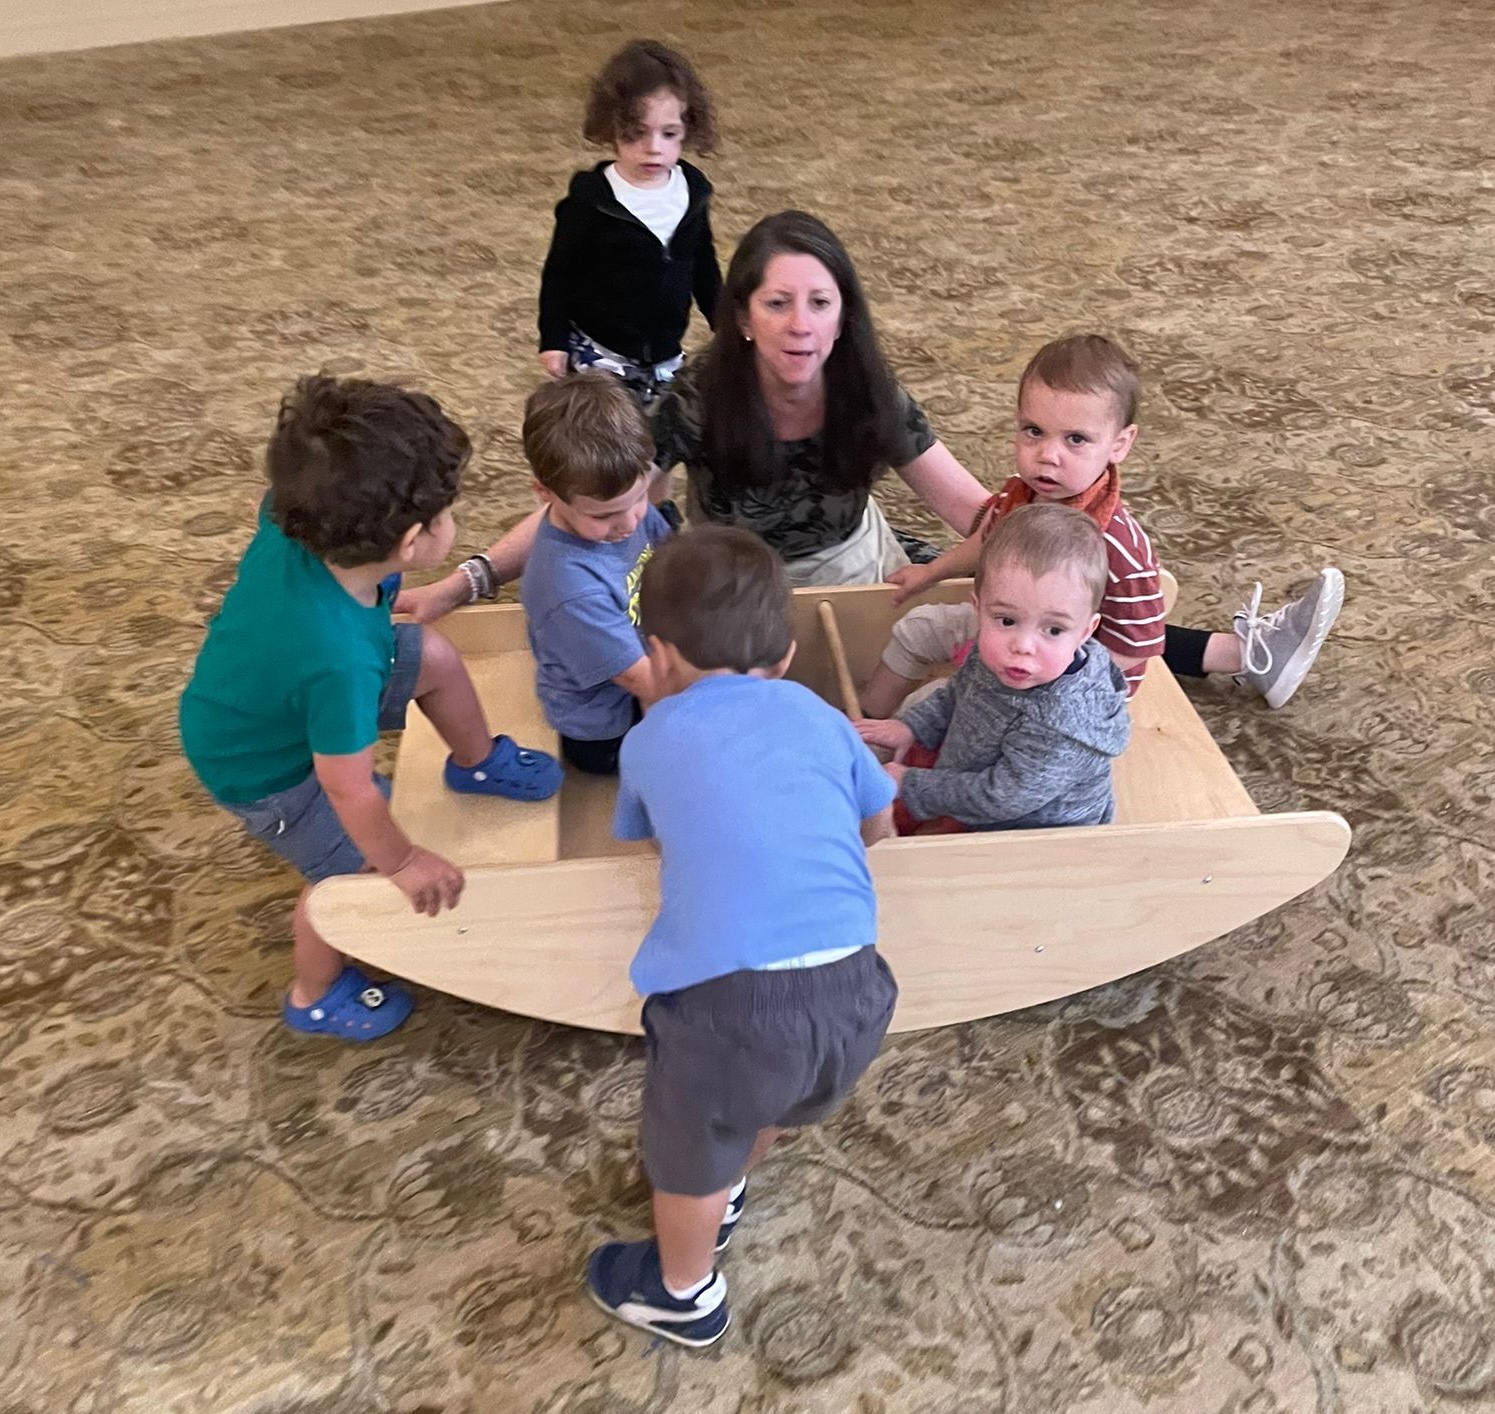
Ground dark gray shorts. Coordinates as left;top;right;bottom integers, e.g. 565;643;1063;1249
217;623;422;884
640;946;898;1196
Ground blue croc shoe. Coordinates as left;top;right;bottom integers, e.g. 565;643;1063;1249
586;1239;729;1349
283;965;414;1042
445;735;563;801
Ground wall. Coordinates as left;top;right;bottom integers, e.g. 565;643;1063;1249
0;0;506;60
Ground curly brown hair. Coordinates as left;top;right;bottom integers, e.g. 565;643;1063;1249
582;40;717;154
266;375;469;568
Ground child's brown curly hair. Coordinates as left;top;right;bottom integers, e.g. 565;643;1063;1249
266;375;468;567
582;40;718;154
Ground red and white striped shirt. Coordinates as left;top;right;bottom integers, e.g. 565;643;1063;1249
977;476;1167;698
1094;502;1166;695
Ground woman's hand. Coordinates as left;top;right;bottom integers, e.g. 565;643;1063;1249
886;562;941;606
887;533;982;605
539;350;569;380
394;573;471;625
393;508;547;624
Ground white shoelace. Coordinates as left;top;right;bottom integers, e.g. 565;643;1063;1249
1236;582;1286;677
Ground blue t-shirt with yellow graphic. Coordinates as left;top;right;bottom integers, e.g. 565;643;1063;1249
520;506;671;741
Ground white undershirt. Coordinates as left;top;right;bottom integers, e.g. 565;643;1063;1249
758;945;862;971
605;163;688;247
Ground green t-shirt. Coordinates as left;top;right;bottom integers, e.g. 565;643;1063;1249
179;504;395;803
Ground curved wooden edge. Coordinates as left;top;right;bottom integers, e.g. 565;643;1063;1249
307;810;1351;1037
873;809;1348;1031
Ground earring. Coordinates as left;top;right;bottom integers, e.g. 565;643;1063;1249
744;333;753;342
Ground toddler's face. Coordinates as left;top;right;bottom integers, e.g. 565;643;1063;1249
1014;380;1135;501
614;89;686;188
544;474;651;543
409;506;458;568
973;561;1100;691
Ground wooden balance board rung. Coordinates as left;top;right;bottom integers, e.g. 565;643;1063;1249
313;580;1350;1035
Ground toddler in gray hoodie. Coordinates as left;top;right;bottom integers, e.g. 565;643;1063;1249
857;504;1130;833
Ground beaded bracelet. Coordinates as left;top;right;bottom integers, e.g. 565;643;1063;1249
457;560;482;604
458;554;499;603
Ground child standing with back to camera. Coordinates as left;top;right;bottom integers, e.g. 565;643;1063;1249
537;40;723;408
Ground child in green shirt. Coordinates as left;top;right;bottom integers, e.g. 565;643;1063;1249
181;375;561;1040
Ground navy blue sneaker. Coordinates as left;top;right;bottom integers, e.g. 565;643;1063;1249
586;1239;729;1349
444;735;562;801
715;1177;747;1253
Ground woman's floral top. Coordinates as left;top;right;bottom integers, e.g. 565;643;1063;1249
651;359;936;559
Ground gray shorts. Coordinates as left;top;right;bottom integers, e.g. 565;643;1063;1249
217;623;422;884
640;946;899;1196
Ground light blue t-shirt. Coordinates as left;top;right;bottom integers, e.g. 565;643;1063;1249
520;507;671;740
614;675;897;996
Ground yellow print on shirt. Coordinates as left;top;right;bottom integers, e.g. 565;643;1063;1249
626;542;656;626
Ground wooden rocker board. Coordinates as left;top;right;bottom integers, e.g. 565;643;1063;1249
309;580;1351;1035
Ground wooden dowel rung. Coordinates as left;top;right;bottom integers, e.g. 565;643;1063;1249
817;599;863;719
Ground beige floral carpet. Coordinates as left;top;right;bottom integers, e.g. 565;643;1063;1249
3;0;1494;1409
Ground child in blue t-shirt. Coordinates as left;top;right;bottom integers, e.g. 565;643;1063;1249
180;376;561;1042
519;372;674;775
584;525;899;1350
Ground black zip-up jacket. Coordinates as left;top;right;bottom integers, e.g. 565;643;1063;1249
537;160;722;365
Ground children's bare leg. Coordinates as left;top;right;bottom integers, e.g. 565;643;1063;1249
860;662;920;719
414;629;491;766
655;1128;782;1289
290;886;345;1007
744;1126;783;1173
1201;633;1242;674
868;603;974;718
654;1188;731;1291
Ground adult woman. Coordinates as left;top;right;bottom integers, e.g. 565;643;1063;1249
647;209;988;584
399;210;990;618
403;214;1339;714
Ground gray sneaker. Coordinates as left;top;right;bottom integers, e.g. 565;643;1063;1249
1233;569;1344;708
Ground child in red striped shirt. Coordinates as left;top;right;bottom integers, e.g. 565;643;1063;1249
861;333;1342;717
862;335;1161;714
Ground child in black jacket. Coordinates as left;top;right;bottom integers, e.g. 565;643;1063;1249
538;41;723;408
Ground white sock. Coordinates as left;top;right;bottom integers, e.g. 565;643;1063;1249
663;1271;713;1301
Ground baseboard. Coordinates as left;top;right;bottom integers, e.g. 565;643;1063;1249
0;0;510;60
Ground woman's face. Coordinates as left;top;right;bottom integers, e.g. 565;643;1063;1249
739;252;844;391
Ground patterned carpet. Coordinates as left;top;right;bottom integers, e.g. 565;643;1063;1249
3;0;1494;1409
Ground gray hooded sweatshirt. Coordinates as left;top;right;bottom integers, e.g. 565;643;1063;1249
897;643;1131;830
